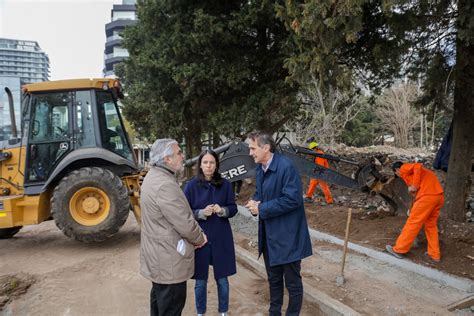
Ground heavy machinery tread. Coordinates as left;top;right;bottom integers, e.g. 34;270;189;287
0;226;22;239
51;167;129;242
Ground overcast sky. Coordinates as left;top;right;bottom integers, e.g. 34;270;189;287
0;0;122;80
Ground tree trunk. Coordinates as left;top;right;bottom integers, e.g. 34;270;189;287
420;113;423;148
183;102;203;178
212;131;220;148
430;108;437;149
444;2;474;222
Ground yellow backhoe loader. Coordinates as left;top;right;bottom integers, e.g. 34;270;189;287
0;79;141;242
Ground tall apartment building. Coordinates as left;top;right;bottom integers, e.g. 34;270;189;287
103;0;137;77
0;38;50;83
0;38;49;140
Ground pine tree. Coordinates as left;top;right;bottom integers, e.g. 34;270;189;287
117;0;299;156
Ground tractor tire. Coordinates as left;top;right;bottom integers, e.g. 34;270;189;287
51;167;130;242
0;226;22;239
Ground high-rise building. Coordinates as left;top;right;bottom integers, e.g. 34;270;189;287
103;0;137;77
0;38;50;83
0;38;49;140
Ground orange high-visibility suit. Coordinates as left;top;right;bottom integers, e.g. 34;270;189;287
306;148;333;204
393;163;444;260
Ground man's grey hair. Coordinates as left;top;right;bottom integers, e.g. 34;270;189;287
149;138;178;166
247;130;276;153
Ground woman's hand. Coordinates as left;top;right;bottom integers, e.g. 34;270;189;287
211;204;223;214
203;205;214;217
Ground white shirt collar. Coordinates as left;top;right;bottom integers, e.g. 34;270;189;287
262;153;274;172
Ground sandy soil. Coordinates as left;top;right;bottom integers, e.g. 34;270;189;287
0;217;320;316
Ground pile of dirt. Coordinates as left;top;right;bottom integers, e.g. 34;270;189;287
325;143;435;163
0;274;35;310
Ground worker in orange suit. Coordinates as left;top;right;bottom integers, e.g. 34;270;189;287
304;142;333;204
386;161;444;263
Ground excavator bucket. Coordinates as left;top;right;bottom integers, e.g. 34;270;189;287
370;176;413;215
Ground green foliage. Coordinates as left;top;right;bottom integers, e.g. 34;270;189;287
279;1;457;98
340;103;381;146
117;0;299;154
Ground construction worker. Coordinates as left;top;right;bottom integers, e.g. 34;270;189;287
386;161;444;263
304;142;333;204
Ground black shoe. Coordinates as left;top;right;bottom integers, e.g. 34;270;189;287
423;252;440;263
385;245;404;259
303;197;313;203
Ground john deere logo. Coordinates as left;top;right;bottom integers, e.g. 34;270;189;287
221;165;247;180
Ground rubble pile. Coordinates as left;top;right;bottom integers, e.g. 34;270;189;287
467;196;474;222
304;144;428;215
317;143;473;222
326;143;435;163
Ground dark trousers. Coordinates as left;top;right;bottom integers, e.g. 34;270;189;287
263;251;303;316
150;281;187;316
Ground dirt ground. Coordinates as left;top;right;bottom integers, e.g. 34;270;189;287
0;217;320;315
0;196;472;315
235;180;474;281
229;205;473;315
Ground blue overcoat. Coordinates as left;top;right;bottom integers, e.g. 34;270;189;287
433;123;452;172
184;177;238;280
255;153;313;267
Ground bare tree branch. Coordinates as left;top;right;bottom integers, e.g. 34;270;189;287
285;77;365;146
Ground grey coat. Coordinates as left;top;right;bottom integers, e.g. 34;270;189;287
140;166;205;284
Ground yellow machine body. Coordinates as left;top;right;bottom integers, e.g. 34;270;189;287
0;145;50;228
0;78;142;241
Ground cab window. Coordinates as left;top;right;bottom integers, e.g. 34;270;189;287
30;93;69;142
96;90;133;161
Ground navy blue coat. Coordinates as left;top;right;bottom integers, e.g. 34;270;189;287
255;153;313;267
433;123;452;172
184;177;238;280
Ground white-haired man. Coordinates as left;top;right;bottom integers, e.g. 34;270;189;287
140;138;207;316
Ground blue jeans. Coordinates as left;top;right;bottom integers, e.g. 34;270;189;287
195;277;229;313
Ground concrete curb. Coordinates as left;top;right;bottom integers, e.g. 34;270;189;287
236;206;474;293
309;229;474;293
234;244;361;316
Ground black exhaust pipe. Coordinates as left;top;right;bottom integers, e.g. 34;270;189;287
4;87;18;139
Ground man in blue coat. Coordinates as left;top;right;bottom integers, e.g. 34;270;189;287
245;131;313;316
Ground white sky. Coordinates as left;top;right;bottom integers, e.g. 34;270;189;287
0;0;122;80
